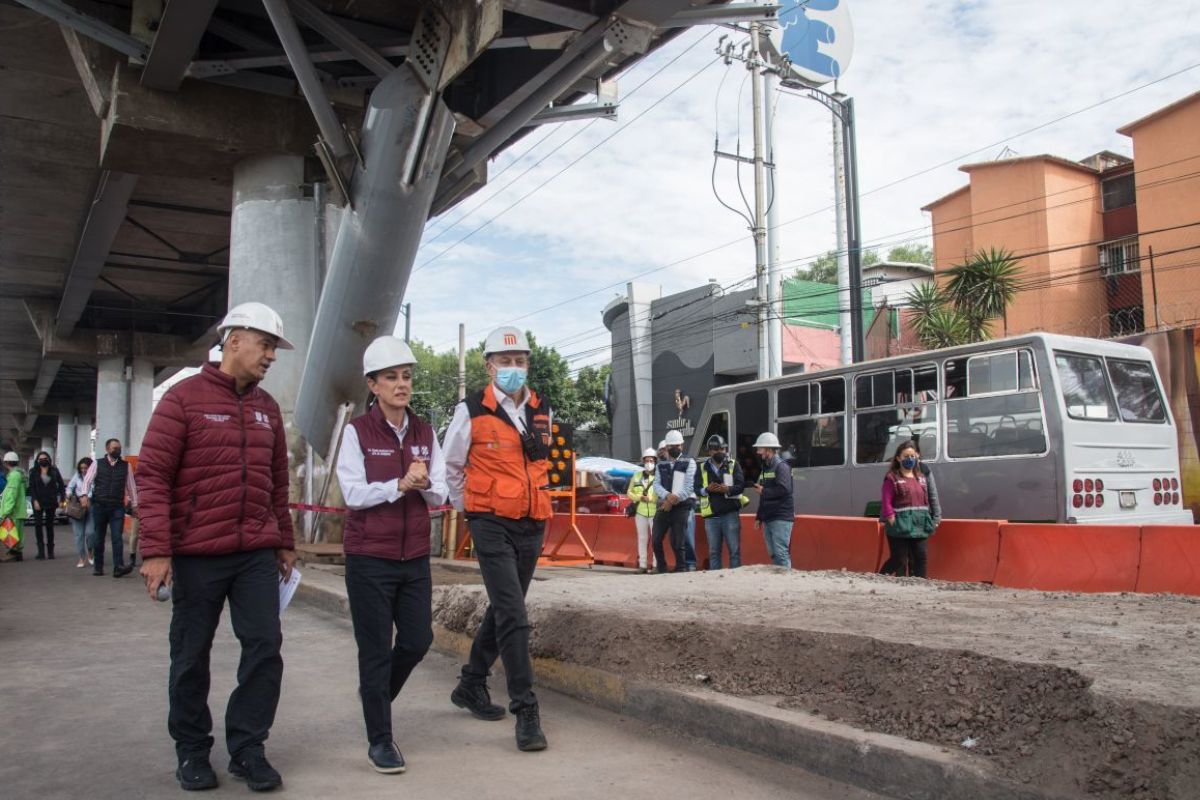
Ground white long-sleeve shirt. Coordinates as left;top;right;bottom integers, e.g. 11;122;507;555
336;411;448;511
442;385;530;513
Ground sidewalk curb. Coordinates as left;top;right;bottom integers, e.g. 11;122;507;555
298;578;1065;800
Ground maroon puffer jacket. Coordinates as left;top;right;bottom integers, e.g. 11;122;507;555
137;363;294;558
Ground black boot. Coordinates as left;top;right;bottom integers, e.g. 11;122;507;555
228;750;282;792
451;681;506;721
176;754;218;791
515;704;547;751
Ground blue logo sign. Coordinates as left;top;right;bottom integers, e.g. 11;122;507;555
774;0;855;87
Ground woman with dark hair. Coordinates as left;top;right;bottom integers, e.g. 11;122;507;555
879;442;938;578
65;456;95;568
28;450;66;560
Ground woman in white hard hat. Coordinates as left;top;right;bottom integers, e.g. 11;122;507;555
626;448;659;573
336;336;448;775
751;432;794;568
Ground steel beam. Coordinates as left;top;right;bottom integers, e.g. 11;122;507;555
659;2;780;28
504;0;597;30
13;0;149;60
31;359;63;407
56;171;139;339
141;0;219;90
289;0;394;79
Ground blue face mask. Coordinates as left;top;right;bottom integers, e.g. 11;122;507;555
901;456;917;469
495;367;527;395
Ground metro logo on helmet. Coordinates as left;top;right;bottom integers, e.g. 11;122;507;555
504;333;517;346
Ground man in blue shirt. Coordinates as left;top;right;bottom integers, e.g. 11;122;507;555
652;430;696;573
752;432;794;568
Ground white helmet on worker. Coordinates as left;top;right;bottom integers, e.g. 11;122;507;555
2;451;18;464
657;439;667;451
483;326;530;357
754;432;782;449
362;336;416;376
641;448;657;460
218;301;295;350
663;430;685;446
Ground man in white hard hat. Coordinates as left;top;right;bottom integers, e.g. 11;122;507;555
751;432;794;568
136;301;296;791
652;429;697;573
336;335;448;774
442;326;551;751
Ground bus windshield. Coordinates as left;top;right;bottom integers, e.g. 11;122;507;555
1106;358;1167;423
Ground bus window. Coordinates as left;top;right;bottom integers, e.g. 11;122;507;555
778;385;809;417
735;390;769;483
1106;359;1167;423
1055;353;1116;421
855;365;938;464
700;411;730;448
946;350;1046;458
781;377;846;469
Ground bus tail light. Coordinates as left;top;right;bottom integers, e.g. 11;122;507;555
1153;478;1162;491
1154;492;1163;506
1171;478;1179;491
1095;479;1104;492
1095;493;1105;508
1084;494;1095;508
1073;479;1084;493
1084;478;1094;493
1173;492;1181;505
1072;494;1084;509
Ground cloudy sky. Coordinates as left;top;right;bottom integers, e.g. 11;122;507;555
404;0;1200;371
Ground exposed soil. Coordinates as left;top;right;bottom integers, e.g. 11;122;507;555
433;567;1200;799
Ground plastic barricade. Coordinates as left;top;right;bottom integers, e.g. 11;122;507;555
1136;526;1200;595
792;515;884;573
994;523;1140;593
924;519;1004;583
540;514;600;560
738;516;772;565
592;515;640;567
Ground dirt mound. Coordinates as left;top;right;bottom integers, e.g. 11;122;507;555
433;573;1200;799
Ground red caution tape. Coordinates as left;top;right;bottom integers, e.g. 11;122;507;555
289;503;455;514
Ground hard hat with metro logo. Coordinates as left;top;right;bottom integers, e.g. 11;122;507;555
483;326;530;357
218;302;294;350
753;432;782;449
663;430;684;446
362;336;416;376
641;448;658;460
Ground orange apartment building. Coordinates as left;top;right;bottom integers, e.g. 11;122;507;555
922;90;1200;339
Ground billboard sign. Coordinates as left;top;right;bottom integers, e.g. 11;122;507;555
766;0;855;87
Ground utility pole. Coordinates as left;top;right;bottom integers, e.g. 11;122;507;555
402;302;412;343
765;69;783;379
749;21;770;381
832;98;852;366
456;322;467;401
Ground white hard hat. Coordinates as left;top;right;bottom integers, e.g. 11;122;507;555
657;440;667;451
218;302;294;350
2;451;18;463
664;430;685;446
754;432;782;449
363;336;416;376
641;448;658;459
483;326;530;356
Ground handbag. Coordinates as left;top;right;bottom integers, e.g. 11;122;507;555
65;492;85;520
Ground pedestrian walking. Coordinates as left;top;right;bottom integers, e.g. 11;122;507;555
652;429;696;573
752;432;794;568
337;336;448;774
136;301;297;792
696;435;746;569
443;326;551;752
880;442;939;578
626;449;659;573
80;438;138;577
1;452;27;562
64;457;95;568
28;450;65;560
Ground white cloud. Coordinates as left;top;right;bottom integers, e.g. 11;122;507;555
405;0;1200;367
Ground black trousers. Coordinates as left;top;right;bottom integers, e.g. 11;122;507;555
91;503;125;571
168;549;283;761
652;505;690;573
344;554;433;745
31;506;55;557
461;514;544;712
882;536;928;578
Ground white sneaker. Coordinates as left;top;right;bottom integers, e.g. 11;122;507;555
76;560;86;568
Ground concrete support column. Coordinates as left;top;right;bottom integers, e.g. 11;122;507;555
96;357;129;451
56;415;77;468
75;414;94;459
128;358;154;456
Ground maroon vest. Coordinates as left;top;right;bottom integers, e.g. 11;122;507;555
343;404;434;561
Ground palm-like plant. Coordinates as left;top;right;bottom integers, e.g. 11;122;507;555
904;248;1023;349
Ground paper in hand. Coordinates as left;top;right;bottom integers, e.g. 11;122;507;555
279;567;302;612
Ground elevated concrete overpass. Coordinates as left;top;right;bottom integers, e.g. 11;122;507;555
0;0;772;471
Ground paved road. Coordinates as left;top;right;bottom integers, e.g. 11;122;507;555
0;556;883;800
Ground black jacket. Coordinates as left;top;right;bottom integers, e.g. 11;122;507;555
27;465;66;506
755;455;794;522
695;457;746;516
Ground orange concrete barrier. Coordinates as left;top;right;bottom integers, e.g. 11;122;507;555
1136;525;1200;595
736;516;772;566
592;516;640;567
994;524;1141;593
792;515;884;573
925;519;1004;583
541;514;600;560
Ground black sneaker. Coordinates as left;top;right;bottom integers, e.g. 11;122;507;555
113;564;133;578
367;741;406;774
176;755;218;791
93;568;105;576
228;751;282;792
451;681;506;721
515;704;547;751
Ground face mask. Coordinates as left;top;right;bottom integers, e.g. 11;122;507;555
643;461;656;471
110;448;122;459
901;456;917;469
667;446;682;459
494;367;527;395
38;459;49;466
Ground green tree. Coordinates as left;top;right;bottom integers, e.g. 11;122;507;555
571;363;612;434
793;248;879;284
885;243;933;265
904;248;1023;349
526;331;576;419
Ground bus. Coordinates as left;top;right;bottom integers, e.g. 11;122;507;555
689;333;1193;525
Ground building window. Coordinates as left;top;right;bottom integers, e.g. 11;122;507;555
1101;173;1135;211
1099;238;1139;277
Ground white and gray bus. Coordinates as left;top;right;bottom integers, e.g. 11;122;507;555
689;333;1192;525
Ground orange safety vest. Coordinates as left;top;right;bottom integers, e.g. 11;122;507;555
463;384;554;521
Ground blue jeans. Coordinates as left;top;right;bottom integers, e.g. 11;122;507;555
70;513;94;561
706;511;742;569
684;511;697;570
91;504;125;572
763;518;792;568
